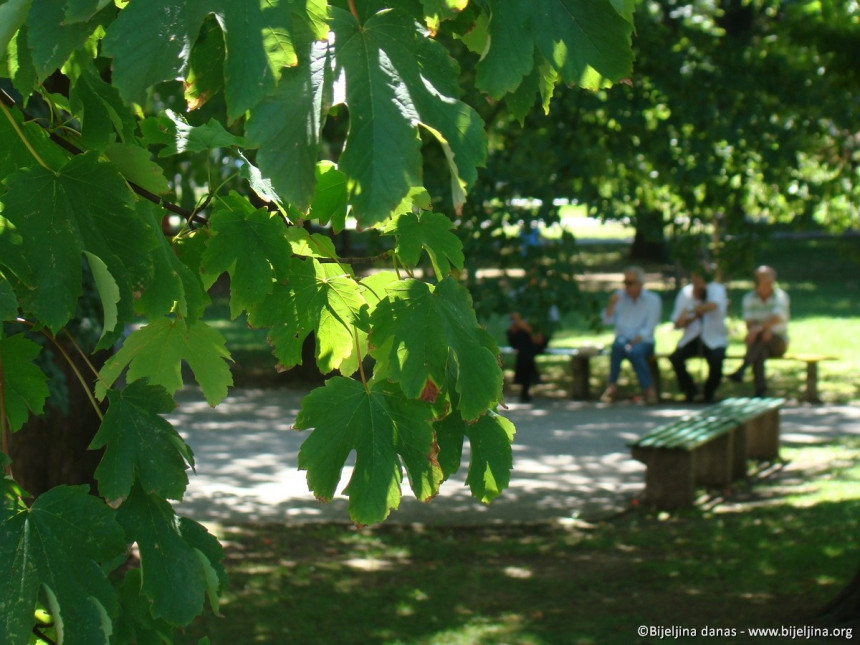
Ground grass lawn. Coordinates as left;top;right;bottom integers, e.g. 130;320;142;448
181;440;860;644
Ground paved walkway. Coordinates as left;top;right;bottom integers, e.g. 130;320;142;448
170;387;860;526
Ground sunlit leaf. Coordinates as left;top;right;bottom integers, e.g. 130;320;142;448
97;318;233;406
294;377;440;525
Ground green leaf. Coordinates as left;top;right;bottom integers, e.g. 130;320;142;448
0;0;32;55
114;569;175;645
102;0;207;104
0;277;18;321
246;37;331;212
249;258;366;374
0;152;140;334
370;277;502;421
0;333;49;432
0;166;81;330
476;0;634;98
97;318;233;406
464;411;515;503
201;193;292;317
103;143;170;195
64;0;112;24
184;14;225;111
0;103;70;186
90;381;193;505
133;203;209;322
294;377;440;525
116;487;224;627
212;1;299;121
309;161;348;230
0;485;126;645
140;110;244;157
84;251;120;345
26;0;102;79
330;7;486;225
284;227;338;259
384;210;464;278
69;61;137;149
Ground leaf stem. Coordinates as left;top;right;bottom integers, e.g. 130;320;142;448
41;331;105;423
0;100;54;173
32;626;57;645
354;326;368;388
348;0;360;22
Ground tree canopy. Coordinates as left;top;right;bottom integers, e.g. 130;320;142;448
0;1;635;642
455;0;860;282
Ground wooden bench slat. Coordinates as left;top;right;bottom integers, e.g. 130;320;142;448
629;396;783;508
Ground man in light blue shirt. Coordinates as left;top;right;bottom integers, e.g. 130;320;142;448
600;266;662;404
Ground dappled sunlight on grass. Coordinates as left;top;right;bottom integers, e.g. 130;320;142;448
181;437;860;644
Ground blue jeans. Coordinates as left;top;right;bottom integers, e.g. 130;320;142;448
608;338;655;389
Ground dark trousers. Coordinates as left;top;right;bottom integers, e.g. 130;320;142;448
669;338;726;402
744;334;787;395
507;329;547;401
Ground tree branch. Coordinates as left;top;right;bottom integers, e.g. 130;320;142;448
0;87;204;226
32;626;57;645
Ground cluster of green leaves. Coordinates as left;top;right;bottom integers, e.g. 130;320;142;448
455;0;860;276
0;0;634;642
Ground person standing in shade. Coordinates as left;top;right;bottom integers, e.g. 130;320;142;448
600;266;662;405
507;312;548;403
668;268;728;403
729;265;790;397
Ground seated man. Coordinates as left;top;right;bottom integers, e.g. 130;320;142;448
600;266;662;405
507;312;548;403
668;268;728;403
730;265;790;397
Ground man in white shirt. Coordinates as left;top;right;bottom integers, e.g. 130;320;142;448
668;268;728;403
600;266;662;404
730;265;790;396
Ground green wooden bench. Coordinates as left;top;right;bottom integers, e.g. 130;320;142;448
629;397;784;508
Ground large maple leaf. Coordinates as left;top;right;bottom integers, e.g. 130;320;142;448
90;381;195;506
327;6;486;225
475;0;634;98
370;277;502;421
294;377;441;525
383;210;465;279
116;486;225;627
435;408;515;504
248;257;367;374
201;193;292;317
0;152;149;337
0;485;126;645
96;317;233;406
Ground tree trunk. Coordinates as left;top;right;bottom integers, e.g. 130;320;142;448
629;209;669;263
7;343;108;499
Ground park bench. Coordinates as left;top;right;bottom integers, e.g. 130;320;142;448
502;342;836;403
649;352;839;403
499;345;606;400
628;397;784;508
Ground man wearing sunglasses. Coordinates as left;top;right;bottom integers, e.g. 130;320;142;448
600;266;662;404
